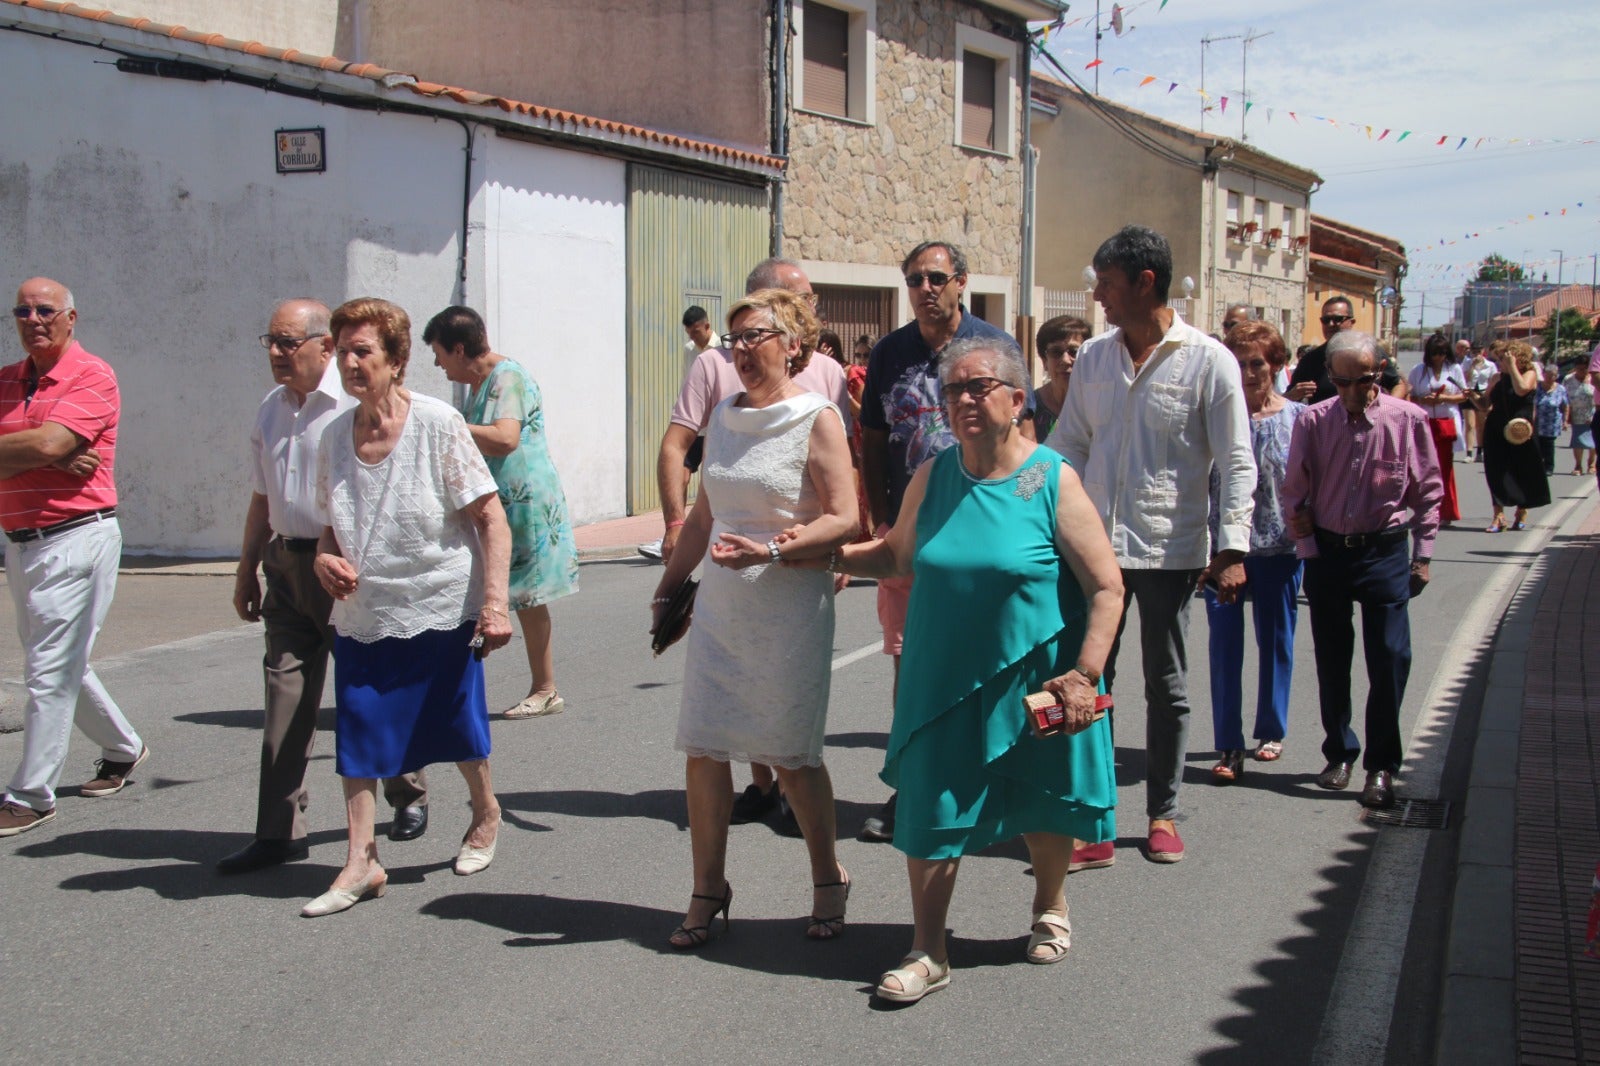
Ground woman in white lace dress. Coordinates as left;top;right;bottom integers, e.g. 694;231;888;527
303;298;515;918
650;288;859;949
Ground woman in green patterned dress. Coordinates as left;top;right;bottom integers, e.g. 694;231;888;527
786;336;1123;1004
426;306;579;719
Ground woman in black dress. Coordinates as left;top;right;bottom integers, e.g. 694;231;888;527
1475;340;1549;532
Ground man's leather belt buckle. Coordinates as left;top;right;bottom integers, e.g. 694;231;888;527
4;506;117;544
1315;526;1406;552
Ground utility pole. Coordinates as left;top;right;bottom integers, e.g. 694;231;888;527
1552;249;1564;362
1094;1;1102;95
1240;28;1274;141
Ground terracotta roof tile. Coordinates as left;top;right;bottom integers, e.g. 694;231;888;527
4;0;783;172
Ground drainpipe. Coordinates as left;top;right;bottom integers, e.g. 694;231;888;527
770;0;788;256
1019;30;1035;351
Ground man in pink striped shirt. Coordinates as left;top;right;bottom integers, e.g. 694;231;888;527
1283;331;1443;810
0;277;146;837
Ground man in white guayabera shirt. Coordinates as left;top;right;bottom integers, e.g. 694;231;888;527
1045;226;1256;869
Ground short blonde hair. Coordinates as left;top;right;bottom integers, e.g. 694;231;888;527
331;297;412;382
1505;340;1536;374
727;288;820;374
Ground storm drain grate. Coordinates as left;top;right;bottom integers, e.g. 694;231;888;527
1362;798;1451;829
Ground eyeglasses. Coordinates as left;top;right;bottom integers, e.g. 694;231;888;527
939;377;1010;402
721;327;784;349
12;305;67;321
259;333;327;351
905;271;958;289
1043;344;1080;360
1329;373;1379;388
1320;314;1353;326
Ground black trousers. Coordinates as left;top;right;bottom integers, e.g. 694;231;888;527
1302;537;1411;774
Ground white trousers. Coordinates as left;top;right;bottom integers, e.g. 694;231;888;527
5;516;141;811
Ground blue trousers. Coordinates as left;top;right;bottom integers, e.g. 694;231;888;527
1302;538;1412;774
1204;553;1302;751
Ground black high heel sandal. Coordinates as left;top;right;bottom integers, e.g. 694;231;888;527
669;883;732;950
807;869;851;940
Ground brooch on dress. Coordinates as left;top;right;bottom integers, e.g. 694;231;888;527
1013;460;1051;501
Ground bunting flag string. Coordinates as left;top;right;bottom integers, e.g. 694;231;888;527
1405;199;1594;255
1036;42;1600;152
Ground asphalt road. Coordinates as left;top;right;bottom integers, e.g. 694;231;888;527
1;462;1591;1065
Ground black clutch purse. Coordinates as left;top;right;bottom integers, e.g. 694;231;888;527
650;576;698;656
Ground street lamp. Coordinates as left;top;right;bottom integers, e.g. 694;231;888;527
1552;249;1564;363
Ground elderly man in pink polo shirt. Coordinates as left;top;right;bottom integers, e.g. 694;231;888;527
0;277;146;837
1284;330;1443;811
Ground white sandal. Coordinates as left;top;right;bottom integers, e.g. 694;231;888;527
1026;908;1072;964
875;950;951;1003
503;692;564;719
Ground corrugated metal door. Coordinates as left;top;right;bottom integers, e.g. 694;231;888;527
627;165;769;513
814;284;896;352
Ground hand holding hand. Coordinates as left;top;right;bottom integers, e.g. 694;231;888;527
1198;551;1248;605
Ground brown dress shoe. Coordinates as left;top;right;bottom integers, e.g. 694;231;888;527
1360;771;1396;809
80;746;149;797
1316;761;1353;790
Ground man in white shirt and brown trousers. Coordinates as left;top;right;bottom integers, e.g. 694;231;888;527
1047;226;1256;867
218;299;428;874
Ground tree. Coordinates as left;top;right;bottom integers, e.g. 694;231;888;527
1541;306;1596;365
1476;253;1525;283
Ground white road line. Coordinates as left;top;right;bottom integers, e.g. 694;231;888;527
1310;487;1591;1066
830;642;881;672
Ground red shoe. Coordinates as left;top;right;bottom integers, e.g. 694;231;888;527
1147;826;1185;863
1067;840;1114;873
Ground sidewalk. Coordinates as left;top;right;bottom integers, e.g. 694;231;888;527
1438;492;1600;1064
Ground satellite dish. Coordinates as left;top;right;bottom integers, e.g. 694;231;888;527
1111;4;1124;35
1181;276;1196;297
1082;266;1098;288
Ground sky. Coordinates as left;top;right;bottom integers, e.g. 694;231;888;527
1033;0;1600;328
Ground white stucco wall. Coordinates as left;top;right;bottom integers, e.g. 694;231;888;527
476;135;628;526
1;29;628;552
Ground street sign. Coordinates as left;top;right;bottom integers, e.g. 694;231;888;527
274;127;326;174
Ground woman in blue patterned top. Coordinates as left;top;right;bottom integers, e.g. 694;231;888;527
426;306;580;721
1205;322;1304;782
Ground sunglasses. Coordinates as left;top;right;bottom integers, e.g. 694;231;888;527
939;377;1011;402
12;305;67;321
721;327;784;348
905;271;958;289
1320;314;1353;326
1329;373;1379;388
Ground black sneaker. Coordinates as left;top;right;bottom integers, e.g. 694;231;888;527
729;783;778;825
859;792;897;843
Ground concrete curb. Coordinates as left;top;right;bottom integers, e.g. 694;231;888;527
1434;487;1597;1065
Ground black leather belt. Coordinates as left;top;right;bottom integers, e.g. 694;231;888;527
273;535;319;553
5;506;117;544
1313;526;1408;552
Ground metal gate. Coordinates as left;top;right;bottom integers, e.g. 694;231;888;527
627;165;769;513
814;284;896;353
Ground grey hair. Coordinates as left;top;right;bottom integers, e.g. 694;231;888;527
1326;329;1379;371
58;286;76;311
275;298;331;335
937;336;1028;392
745;257;803;294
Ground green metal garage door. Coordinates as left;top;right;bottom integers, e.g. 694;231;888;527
627;165;769;513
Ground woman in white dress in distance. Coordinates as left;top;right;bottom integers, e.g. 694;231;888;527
651;288;860;949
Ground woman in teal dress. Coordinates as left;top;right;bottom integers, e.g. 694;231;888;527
793;336;1124;1005
425;307;580;719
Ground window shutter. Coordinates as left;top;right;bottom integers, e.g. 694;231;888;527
804;5;849;117
962;52;996;149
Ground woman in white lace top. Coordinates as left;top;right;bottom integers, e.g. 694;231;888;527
302;298;514;918
650;289;859;949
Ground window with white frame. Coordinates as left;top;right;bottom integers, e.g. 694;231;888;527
796;0;876;125
955;23;1016;156
1226;191;1241;223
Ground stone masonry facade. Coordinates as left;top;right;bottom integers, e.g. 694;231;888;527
783;0;1025;278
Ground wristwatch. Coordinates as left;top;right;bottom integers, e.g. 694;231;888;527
766;540;782;561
